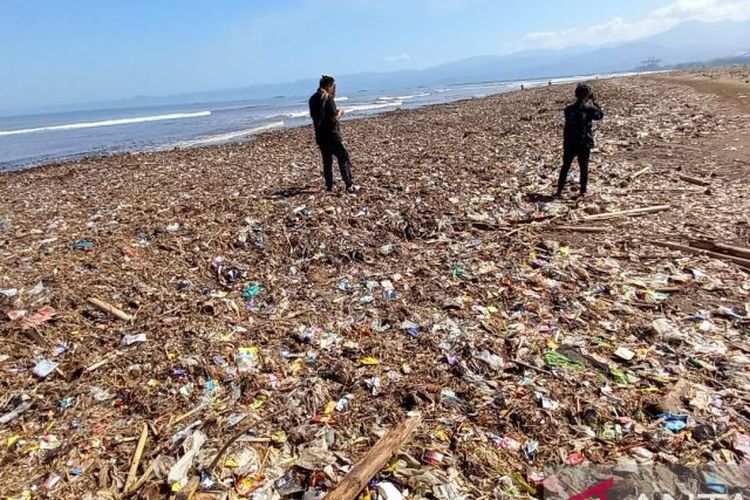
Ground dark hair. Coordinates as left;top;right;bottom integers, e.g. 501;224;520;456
319;75;335;88
575;84;592;99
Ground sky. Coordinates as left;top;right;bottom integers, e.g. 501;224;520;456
1;0;750;111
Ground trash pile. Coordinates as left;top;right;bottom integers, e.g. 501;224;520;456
1;69;749;498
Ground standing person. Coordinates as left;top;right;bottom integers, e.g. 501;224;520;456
556;84;604;198
309;75;357;194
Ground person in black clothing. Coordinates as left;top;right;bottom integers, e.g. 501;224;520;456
556;83;604;198
309;75;356;193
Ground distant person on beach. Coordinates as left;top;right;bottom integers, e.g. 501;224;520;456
309;75;357;194
555;84;604;198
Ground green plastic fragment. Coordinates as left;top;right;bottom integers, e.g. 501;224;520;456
543;351;585;370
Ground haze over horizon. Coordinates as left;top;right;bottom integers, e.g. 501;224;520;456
2;0;750;112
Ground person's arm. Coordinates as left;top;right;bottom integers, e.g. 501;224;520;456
585;100;604;121
325;96;340;123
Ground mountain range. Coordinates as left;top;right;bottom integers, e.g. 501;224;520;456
13;19;750;114
162;20;750;102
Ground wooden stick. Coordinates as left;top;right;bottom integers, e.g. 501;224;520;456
582;205;670;222
87;297;134;322
631;166;651;180
511;358;550;374
678;174;711;186
86;351;120;373
546;225;608;233
206;412;276;473
653;241;750;268
712;242;750;260
630;188;703;193
169;405;204;427
325;416;420;500
124;459;155;498
124;423;148;492
452;221;511;232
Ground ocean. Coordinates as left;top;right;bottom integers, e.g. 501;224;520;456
0;73;634;171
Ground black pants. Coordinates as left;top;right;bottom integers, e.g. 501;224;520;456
557;144;590;195
317;136;353;190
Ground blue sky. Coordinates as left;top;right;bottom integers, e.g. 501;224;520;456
1;0;749;110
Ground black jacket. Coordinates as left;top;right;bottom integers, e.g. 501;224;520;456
564;100;604;149
309;89;341;142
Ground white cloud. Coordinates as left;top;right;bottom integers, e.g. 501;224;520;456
521;0;750;49
386;52;411;62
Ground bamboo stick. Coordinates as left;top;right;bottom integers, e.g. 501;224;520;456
582;205;671;222
87;297;135;322
124;423;148;492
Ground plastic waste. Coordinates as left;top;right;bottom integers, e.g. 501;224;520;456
32;358;59;378
378;481;405;500
168;430;207;485
243;284;263;299
659;413;688;432
120;333;147;347
236;347;260;372
473;350;504;370
73;239;94;250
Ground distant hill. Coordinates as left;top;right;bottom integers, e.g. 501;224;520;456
417;20;750;83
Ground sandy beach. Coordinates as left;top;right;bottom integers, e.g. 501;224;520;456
1;67;750;497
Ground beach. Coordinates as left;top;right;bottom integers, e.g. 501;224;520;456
1;67;750;497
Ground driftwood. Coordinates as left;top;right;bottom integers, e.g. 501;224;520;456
547;225;608;233
124;460;155;498
124;423;148;492
87;297;135;322
631;166;651;180
690;240;750;260
678;174;711;186
325;416;421;500
653;241;750;269
582;205;671;222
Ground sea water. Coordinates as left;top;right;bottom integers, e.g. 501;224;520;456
0;73;638;171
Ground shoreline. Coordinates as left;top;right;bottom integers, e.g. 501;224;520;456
0;70;657;174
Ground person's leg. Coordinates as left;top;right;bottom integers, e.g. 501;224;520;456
319;143;334;191
556;147;577;196
578;147;591;196
330;138;353;188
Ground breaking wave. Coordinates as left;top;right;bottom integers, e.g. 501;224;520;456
344;101;403;113
284;110;310;119
0;111;212;137
171;121;284;148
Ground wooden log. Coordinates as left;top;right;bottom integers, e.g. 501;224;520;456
325;416;421;500
653;241;750;269
546;225;608;233
582;205;671;222
713;242;750;260
124;423;148;492
678;174;711;187
87;297;134;322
